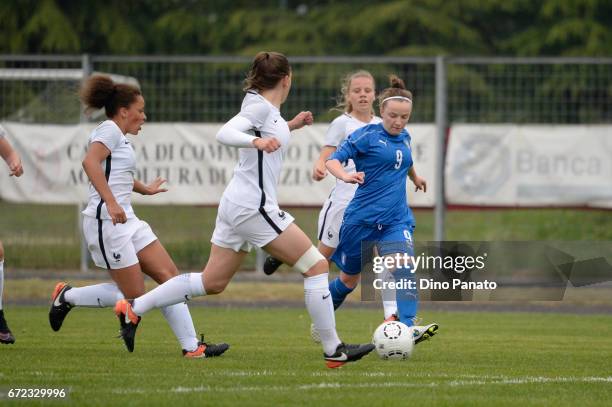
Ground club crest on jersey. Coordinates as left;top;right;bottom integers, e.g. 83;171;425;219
403;230;413;245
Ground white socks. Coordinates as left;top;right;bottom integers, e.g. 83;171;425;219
132;273;205;316
0;260;4;310
64;283;124;307
304;273;341;355
63;279;201;352
160;303;199;351
382;300;398;319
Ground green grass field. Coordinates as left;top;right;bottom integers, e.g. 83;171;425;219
1;202;611;270
1;306;611;406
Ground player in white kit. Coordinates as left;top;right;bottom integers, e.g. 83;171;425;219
113;52;375;368
0;124;24;344
48;75;228;358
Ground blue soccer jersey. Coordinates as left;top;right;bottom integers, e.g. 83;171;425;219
328;123;415;227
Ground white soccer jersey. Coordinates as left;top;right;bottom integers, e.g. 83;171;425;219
222;91;291;211
0;124;5;138
325;113;382;202
82;120;136;220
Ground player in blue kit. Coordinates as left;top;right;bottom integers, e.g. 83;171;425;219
326;75;438;344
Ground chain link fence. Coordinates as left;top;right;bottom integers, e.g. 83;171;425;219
1;55;611;270
2;55;610;124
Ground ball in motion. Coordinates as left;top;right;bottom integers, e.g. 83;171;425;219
372;321;414;360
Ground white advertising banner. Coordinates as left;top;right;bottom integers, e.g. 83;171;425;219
0;122;437;207
446;125;612;208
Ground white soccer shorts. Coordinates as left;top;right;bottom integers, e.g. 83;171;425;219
83;216;157;270
211;197;295;252
316;197;349;249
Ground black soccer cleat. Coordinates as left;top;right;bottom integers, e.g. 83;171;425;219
0;310;15;344
324;342;375;368
49;282;73;331
114;299;141;352
182;334;230;358
0;329;15;344
263;256;284;275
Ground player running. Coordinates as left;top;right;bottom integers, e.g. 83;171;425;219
113;52;375;368
265;70;401;328
48;75;227;358
326;75;439;344
0;125;24;344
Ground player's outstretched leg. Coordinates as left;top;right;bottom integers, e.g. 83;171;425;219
183;334;230;359
49;282;74;332
393;266;439;344
114;299;141;352
266;225;375;368
263;256;283;275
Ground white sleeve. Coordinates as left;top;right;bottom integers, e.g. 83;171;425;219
238;99;270;130
324;116;347;147
0;125;5;139
216;115;257;148
91;122;120;152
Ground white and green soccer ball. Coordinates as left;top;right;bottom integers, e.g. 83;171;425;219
372;321;414;360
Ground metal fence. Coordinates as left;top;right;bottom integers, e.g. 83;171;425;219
1;55;611;125
1;55;611;270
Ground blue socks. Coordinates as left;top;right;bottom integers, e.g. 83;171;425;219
394;266;418;326
329;277;355;310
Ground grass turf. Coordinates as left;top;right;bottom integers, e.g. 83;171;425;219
1;306;611;406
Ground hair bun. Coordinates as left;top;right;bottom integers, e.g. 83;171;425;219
389;74;406;90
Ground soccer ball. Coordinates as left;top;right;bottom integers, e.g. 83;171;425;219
372;321;414;360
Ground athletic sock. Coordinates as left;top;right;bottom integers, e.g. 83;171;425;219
382;300;398;319
304;273;341;355
394;266;418;326
64;283;124;307
329;277;354;310
160;303;199;351
132;273;205;316
380;265;398;319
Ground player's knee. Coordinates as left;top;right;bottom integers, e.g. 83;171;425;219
294;246;326;275
205;279;228;295
159;265;180;280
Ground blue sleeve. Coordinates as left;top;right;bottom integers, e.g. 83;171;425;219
328;129;370;163
329;138;355;163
